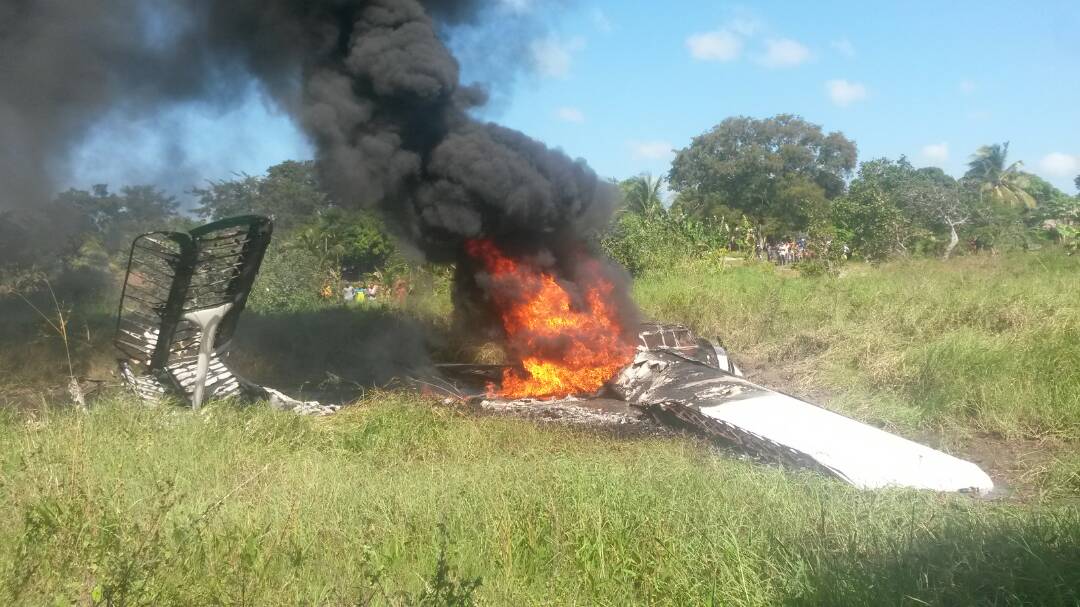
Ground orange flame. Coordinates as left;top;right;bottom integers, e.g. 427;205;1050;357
465;239;634;399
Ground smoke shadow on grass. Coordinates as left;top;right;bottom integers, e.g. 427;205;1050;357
779;508;1080;606
227;306;443;400
0;272;119;405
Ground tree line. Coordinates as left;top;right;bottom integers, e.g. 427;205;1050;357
608;115;1078;273
3;114;1078;292
0;161;400;308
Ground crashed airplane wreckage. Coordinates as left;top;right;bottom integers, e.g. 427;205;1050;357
613;325;994;493
114;216;992;494
114;215;335;415
450;324;994;495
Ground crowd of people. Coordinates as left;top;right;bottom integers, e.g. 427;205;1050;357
756;237;852;265
339;277;409;305
762;238;809;265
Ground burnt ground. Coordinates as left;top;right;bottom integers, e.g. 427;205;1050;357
464;396;678;441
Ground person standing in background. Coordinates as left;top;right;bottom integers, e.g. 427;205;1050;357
393;278;408;304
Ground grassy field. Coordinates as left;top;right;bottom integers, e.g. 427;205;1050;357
2;395;1078;606
636;252;1080;441
1;250;1079;605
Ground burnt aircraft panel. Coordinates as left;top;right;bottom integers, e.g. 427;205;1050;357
616;341;994;494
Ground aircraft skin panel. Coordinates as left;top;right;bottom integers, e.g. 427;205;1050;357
698;393;994;492
616;346;994;494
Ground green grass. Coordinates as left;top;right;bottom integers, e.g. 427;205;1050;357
1;395;1078;606
2;250;1078;604
634;252;1080;440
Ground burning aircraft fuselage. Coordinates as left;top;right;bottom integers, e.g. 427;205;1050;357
464;239;636;399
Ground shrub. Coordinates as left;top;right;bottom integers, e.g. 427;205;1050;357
247;243;335;313
602;211;731;277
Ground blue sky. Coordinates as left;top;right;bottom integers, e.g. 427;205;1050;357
71;0;1080;196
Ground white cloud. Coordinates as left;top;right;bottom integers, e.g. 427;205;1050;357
825;79;867;107
1038;152;1080;177
686;29;743;62
920;142;949;165
530;36;586;79
689;20;812;68
830;38;855;57
959;80;976;94
758;38;811;68
685;19;760;62
629;140;674;161
591;8;613;33
555;106;585;123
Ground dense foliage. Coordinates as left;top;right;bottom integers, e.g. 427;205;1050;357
1;184;187;281
3;114;1078;304
643;115;1078;265
668;114;857;241
1;161;409;313
193;160;328;230
246;244;332;314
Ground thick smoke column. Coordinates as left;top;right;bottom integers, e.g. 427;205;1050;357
1;0;616;262
2;0;635;362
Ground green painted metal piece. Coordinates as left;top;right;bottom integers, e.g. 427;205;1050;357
114;215;273;402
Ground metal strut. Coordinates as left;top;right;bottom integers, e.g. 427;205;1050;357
183;303;233;410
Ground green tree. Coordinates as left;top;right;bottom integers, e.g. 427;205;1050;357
3;184;181;294
904;168;975;259
1023;174;1078;224
831;158;921;260
247;244;333;313
1018;173;1080;249
668;114;857;242
619;174;665;217
963;142;1036;208
193;160;329;229
1023;173;1070;208
55;184;182;250
295;209;396;275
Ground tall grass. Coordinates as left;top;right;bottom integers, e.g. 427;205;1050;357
634;252;1080;439
0;288;117;409
2;251;1078;604
1;396;1077;606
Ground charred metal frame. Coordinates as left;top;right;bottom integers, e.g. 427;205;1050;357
114;215;273;408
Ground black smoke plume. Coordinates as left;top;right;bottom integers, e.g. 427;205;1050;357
1;0;634;365
1;0;616;259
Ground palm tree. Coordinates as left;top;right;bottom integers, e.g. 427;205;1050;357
620;174;666;217
964;142;1036;208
